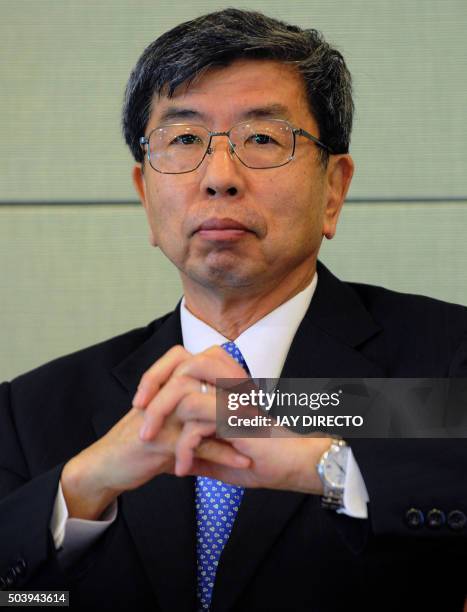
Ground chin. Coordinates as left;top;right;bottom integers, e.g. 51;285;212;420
187;263;260;290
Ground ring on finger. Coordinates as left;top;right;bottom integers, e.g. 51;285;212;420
200;380;209;394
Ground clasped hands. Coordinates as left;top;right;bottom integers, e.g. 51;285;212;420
62;345;328;520
132;345;329;493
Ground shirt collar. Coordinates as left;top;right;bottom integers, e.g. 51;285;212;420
180;272;317;378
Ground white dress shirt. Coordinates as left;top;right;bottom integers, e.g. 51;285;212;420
51;271;369;562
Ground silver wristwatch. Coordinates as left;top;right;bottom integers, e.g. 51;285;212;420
316;438;349;510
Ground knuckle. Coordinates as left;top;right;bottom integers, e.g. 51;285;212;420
198;438;218;460
170;344;188;358
194;353;210;370
177;373;194;387
139;370;155;387
139;371;150;385
168;374;193;395
199;437;216;454
178;396;196;418
206;345;223;356
186;396;200;416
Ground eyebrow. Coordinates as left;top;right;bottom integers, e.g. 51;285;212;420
157;103;292;125
158;108;207;123
241;104;292;121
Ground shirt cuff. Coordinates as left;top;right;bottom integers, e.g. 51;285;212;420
337;447;369;519
51;481;117;562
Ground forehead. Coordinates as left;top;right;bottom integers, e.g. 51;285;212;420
147;59;315;130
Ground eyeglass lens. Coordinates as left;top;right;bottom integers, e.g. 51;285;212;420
147;120;294;173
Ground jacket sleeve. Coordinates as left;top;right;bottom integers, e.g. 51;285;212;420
350;332;467;539
0;382;71;589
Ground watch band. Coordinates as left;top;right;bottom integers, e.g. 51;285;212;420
321;489;345;511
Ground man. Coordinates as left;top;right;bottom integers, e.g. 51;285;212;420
1;8;466;612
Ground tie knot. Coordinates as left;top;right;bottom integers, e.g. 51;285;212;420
221;341;250;375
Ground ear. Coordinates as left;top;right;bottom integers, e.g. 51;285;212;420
132;164;158;247
322;154;354;239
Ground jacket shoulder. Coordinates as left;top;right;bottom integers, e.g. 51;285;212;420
347;281;467;374
348;281;467;329
9;311;174;387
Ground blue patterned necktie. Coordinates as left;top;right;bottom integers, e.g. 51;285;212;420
195;341;249;611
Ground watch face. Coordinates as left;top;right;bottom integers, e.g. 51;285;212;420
324;452;346;488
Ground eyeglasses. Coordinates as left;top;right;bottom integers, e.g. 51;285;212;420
139;119;333;174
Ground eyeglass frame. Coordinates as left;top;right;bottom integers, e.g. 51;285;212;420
139;119;334;174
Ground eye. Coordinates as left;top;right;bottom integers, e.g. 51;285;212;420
169;133;203;146
247;133;280;146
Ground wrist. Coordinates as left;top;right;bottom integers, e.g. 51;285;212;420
290;436;333;495
61;451;119;520
317;438;349;510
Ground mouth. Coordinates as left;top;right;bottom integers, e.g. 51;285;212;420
194;217;253;242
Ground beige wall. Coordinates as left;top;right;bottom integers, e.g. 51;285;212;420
1;1;466;379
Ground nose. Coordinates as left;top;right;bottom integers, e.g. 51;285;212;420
198;136;245;199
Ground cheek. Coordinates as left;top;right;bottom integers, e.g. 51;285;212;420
266;185;326;253
144;180;198;258
141;193;169;249
145;183;177;231
265;178;320;229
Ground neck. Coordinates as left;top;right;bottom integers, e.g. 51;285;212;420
181;265;316;339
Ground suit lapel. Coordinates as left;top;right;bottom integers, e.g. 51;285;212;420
92;307;198;612
281;260;384;379
211;263;385;610
111;305;184;401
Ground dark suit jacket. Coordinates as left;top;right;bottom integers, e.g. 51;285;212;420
1;262;467;611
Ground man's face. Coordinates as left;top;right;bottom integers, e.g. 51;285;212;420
133;59;353;297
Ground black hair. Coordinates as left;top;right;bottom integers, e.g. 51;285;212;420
122;8;353;167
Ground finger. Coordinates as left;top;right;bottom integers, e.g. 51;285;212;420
173;348;249;386
141;347;248;441
195;436;251;471
175;422;251;476
133;345;191;408
176;391;216;423
188;457;224;480
139;375;205;441
188;457;252;487
175;421;216;476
